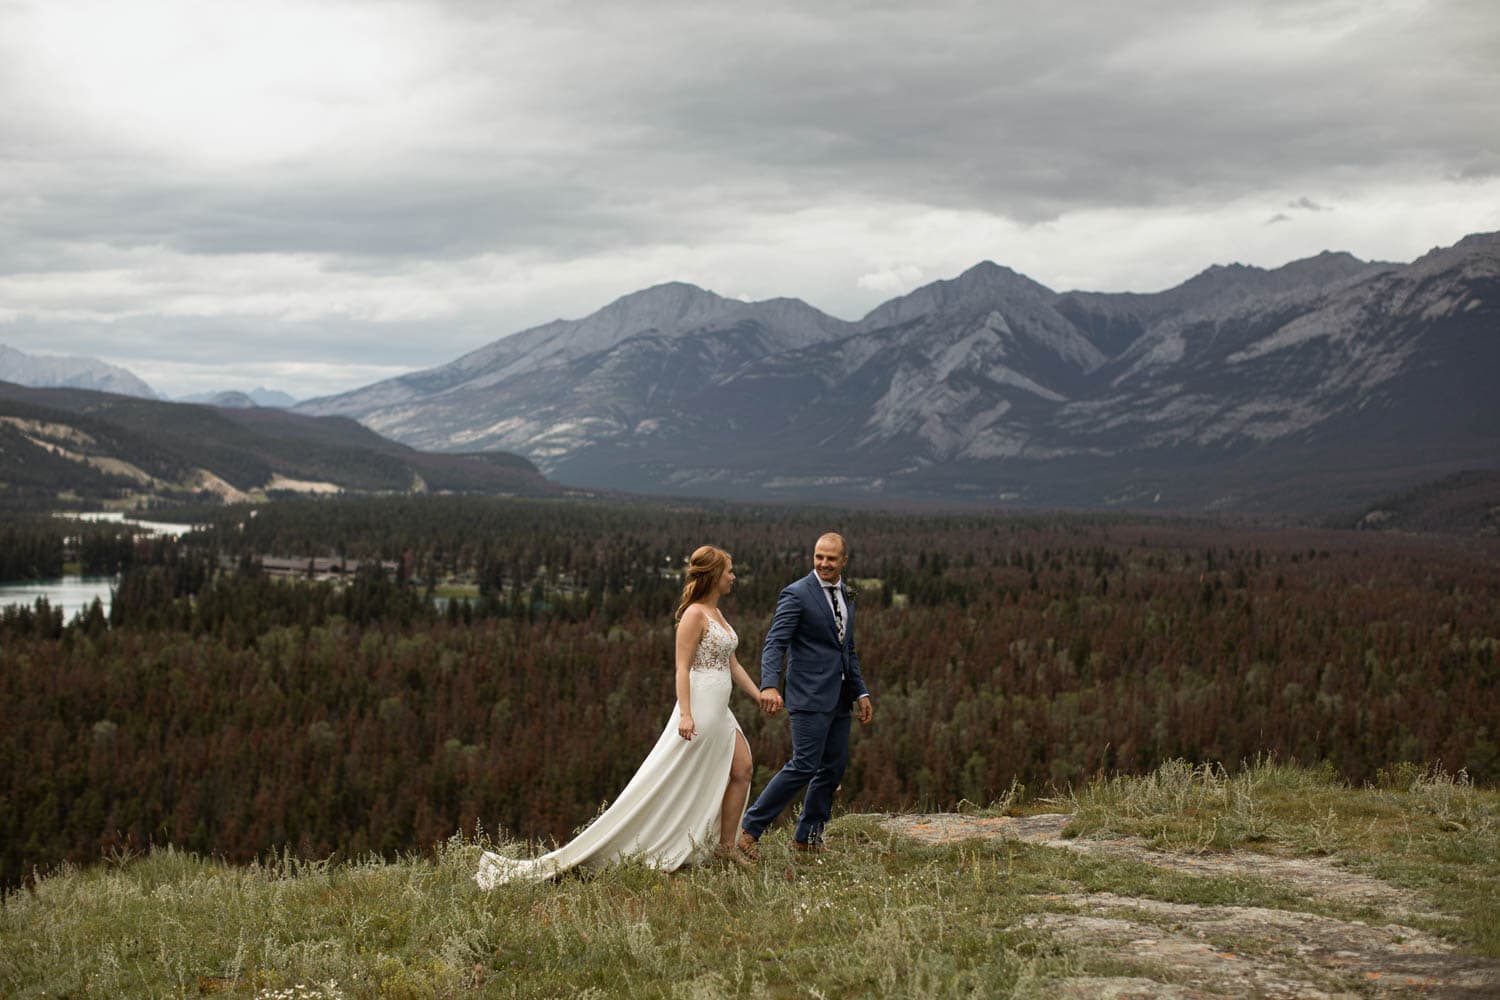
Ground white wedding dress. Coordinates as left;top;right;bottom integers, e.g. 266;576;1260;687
476;617;746;887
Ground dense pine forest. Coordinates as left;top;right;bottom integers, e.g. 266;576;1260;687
2;496;1497;891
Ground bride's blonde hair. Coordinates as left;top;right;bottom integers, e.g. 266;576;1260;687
675;545;731;621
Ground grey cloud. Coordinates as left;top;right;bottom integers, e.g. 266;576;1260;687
9;0;1496;263
6;167;651;261
1;314;459;364
3;0;1497;399
610;0;1500;219
1456;148;1500;181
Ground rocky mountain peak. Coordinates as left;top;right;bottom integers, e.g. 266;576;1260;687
857;260;1058;332
746;296;854;342
439;281;745;378
1451;230;1500;252
948;260;1057;301
1175;261;1267;298
1154;249;1388;320
589;281;734;333
1271;250;1390;289
1406;230;1500;278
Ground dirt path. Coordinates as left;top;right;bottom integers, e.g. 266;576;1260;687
879;813;1500;998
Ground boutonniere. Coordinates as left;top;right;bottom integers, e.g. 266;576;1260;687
842;582;858;603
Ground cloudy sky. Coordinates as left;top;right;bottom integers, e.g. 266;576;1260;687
2;0;1497;400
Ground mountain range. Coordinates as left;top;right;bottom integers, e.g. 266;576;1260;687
297;232;1499;511
0;344;157;399
0;344;304;410
0;382;554;510
177;387;299;408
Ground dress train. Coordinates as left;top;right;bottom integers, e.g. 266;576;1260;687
476;618;744;887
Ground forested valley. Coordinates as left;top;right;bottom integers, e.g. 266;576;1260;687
3;496;1497;890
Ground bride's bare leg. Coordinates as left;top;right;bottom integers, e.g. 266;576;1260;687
719;731;753;848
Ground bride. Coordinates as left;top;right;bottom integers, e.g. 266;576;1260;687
476;545;762;887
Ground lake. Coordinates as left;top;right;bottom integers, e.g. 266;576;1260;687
57;511;206;538
0;512;207;618
0;575;116;618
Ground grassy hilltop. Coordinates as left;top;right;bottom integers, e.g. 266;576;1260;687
4;760;1498;999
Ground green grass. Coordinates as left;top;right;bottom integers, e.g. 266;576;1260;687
1063;757;1500;953
3;761;1496;998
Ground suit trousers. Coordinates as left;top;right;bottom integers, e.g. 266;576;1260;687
741;708;852;844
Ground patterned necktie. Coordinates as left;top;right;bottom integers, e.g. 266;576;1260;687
825;585;845;642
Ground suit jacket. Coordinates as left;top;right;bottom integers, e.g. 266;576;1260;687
760;571;870;714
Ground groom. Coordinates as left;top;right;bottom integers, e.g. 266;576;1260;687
738;532;874;857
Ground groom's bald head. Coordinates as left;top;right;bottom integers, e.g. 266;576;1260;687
813;533;848;582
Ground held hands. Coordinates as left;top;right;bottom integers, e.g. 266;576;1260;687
678;713;697;741
754;689;867;720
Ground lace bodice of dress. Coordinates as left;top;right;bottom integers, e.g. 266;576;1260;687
690;616;738;672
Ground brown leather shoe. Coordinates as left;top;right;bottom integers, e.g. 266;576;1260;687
735;830;760;861
791;840;828;855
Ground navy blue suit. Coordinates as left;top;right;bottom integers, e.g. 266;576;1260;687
741;572;869;844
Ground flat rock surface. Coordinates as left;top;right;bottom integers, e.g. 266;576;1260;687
879;813;1500;998
881;812;1075;846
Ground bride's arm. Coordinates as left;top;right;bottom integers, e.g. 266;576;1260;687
674;608;705;740
729;655;760;700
